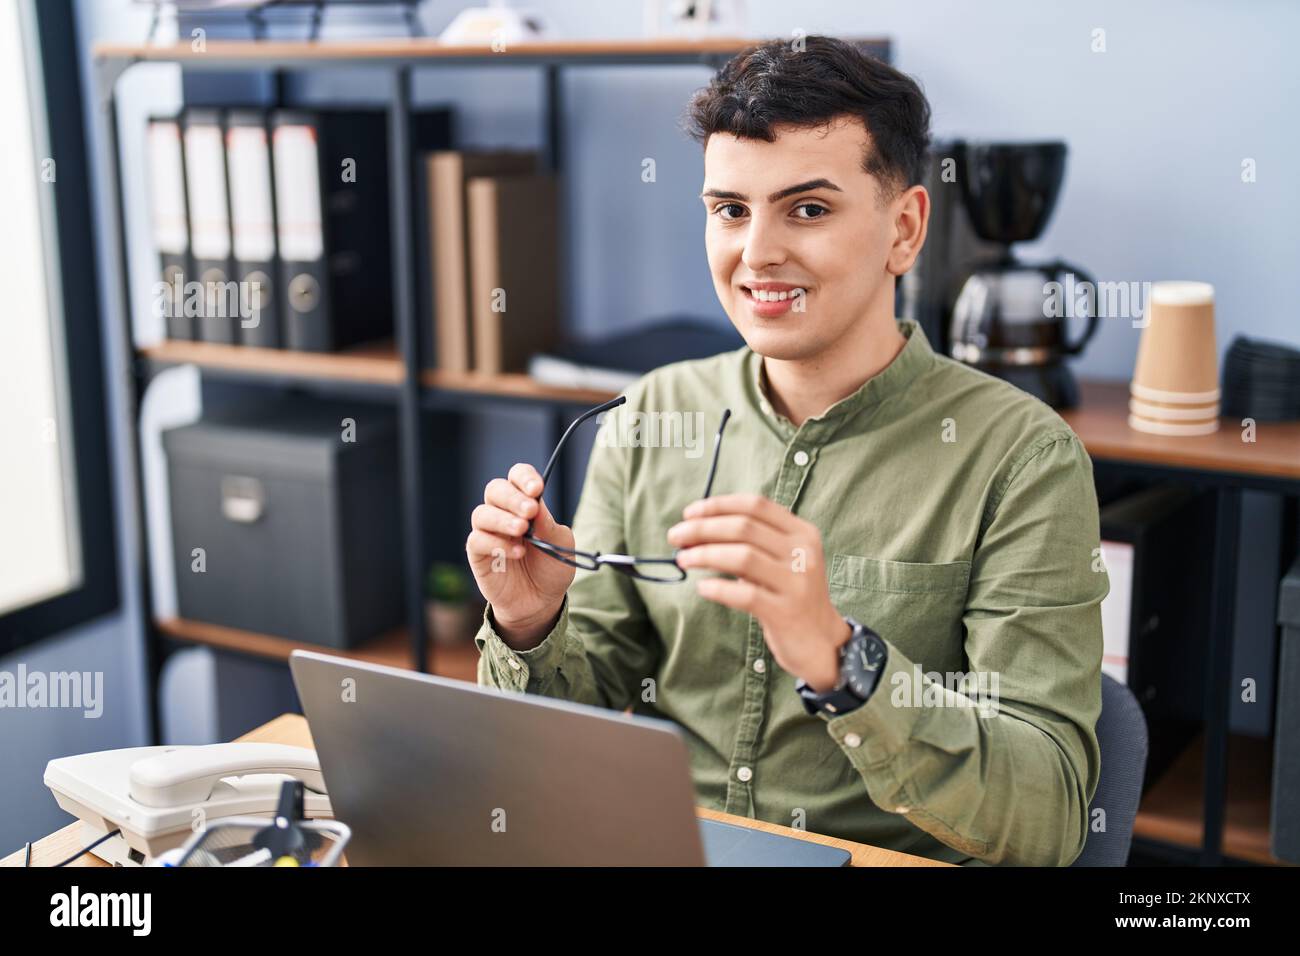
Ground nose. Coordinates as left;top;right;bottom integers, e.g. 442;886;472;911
739;210;788;273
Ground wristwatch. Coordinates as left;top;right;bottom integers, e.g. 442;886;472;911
795;615;887;717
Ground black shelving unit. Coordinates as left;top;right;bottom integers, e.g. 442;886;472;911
89;37;893;749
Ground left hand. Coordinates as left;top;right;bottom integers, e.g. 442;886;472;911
667;493;850;692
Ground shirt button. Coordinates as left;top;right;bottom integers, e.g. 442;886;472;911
793;449;810;467
752;659;766;674
844;733;862;748
507;658;522;671
736;766;753;783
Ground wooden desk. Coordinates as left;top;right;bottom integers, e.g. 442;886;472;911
2;714;950;868
1065;380;1300;486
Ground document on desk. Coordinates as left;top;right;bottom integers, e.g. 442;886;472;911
1099;539;1134;684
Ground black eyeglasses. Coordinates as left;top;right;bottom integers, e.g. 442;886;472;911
524;395;731;583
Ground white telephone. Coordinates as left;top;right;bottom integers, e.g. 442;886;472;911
44;743;331;866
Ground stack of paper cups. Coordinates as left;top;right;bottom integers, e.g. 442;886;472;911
1129;281;1219;436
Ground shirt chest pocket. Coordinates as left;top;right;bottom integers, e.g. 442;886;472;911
827;554;971;670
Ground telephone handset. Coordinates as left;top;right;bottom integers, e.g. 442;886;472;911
45;743;332;865
128;743;326;806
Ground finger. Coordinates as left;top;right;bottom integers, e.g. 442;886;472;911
682;492;794;531
666;514;786;561
695;575;777;618
486;477;539;521
507;462;545;498
531;493;564;538
675;543;787;592
471;503;530;539
466;529;525;563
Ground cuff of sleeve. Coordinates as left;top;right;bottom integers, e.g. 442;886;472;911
822;637;925;769
473;596;570;692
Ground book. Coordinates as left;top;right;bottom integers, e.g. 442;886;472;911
425;150;536;372
466;172;559;375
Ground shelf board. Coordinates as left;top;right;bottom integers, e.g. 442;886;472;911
140;338;404;385
138;338;620;404
95;36;889;66
156;616;480;683
423;367;617;405
1132;730;1284;865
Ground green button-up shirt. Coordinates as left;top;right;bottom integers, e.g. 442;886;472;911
475;318;1107;866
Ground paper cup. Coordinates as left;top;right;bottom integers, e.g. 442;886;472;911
1129;281;1219;435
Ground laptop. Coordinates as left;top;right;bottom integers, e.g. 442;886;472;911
289;650;851;866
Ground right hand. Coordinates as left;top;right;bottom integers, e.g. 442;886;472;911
466;462;576;640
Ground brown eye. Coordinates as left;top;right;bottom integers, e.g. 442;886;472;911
794;203;828;219
715;203;745;221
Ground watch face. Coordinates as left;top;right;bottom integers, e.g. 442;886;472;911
861;636;886;670
843;631;885;698
847;671;874;697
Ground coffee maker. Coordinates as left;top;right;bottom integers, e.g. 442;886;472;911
946;141;1098;409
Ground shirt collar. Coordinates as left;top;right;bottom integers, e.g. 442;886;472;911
744;318;936;434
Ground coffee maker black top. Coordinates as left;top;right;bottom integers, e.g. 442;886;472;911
955;141;1067;245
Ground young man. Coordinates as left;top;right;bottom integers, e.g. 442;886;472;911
466;36;1107;866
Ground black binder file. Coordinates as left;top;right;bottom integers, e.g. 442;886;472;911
182;108;237;344
226;110;281;348
146;115;194;341
271;108;454;352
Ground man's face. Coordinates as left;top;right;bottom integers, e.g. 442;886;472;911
701;115;904;362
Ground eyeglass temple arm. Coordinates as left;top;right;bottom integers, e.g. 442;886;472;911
529;398;726;536
538;394;628;488
700;408;731;500
528;395;629;538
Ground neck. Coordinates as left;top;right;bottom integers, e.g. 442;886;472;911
762;313;907;428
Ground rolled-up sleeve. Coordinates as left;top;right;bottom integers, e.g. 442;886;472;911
820;433;1107;866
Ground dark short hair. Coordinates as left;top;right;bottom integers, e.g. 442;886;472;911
683;35;932;202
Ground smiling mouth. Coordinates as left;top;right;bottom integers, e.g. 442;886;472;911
741;286;808;303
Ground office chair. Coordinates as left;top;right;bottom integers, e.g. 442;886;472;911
1071;673;1149;866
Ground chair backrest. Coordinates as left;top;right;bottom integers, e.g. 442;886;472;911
1071;673;1149;866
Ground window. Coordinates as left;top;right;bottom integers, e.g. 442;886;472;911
0;0;117;653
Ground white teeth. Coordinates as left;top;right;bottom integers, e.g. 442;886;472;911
749;288;805;302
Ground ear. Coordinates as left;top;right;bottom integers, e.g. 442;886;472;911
886;184;929;277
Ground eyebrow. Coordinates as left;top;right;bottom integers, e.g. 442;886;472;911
699;178;844;204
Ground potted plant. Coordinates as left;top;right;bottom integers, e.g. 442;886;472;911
424;562;482;646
